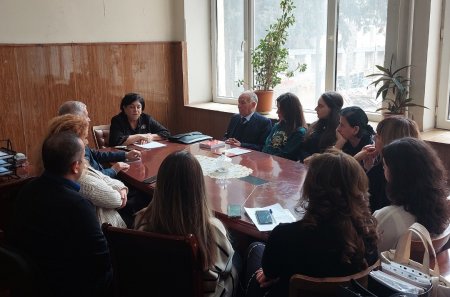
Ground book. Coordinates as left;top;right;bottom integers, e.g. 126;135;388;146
199;139;226;149
213;147;252;157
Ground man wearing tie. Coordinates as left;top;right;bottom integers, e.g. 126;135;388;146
224;91;272;151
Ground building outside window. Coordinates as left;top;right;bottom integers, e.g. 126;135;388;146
213;0;387;118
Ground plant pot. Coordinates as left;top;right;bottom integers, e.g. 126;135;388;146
382;112;405;119
255;90;274;115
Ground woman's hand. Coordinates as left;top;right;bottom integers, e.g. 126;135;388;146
118;189;127;209
256;268;279;288
225;138;241;147
112;162;130;173
334;129;347;150
125;150;141;161
354;144;378;170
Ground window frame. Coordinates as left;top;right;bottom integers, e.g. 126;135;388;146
211;0;386;122
436;0;450;129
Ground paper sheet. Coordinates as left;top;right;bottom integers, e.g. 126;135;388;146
134;141;166;149
244;203;296;232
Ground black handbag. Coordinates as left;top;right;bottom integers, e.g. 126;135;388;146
168;131;212;144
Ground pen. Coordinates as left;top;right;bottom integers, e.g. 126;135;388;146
269;209;276;224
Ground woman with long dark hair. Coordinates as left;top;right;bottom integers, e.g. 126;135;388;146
375;137;450;252
354;116;420;212
301;91;343;161
244;149;378;297
335;106;375;156
262;92;307;161
134;151;238;296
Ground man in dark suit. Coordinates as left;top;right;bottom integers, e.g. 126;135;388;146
11;131;112;297
224;91;272;151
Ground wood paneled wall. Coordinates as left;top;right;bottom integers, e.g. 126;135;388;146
0;42;187;164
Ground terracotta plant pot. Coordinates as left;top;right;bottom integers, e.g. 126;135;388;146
255;90;274;115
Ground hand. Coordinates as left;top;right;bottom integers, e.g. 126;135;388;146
334;130;347;150
126;150;141;161
118;189;127;209
112;162;130;173
303;153;319;166
150;133;163;141
255;268;279;288
225;138;241;147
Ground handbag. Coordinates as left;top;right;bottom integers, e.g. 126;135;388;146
168;131;212;144
379;223;450;297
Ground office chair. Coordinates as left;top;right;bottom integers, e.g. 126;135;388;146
289;261;380;297
92;125;111;149
102;223;204;297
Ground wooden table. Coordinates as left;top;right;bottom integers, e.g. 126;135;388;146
118;141;307;240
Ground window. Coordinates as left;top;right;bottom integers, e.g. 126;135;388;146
213;0;388;118
436;0;450;129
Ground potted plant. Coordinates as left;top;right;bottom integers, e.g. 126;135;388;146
238;0;306;114
367;58;428;116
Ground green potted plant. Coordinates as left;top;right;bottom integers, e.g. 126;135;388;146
238;0;306;114
367;58;428;116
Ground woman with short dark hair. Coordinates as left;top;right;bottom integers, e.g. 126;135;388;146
109;92;170;146
335;106;375;156
374;137;450;252
262;92;307;161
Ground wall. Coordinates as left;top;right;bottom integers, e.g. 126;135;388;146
0;42;186;163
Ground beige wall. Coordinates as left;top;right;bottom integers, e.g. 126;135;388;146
0;0;184;43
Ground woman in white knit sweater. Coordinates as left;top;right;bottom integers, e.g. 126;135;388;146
44;114;128;228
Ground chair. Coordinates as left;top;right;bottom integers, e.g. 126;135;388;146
102;223;204;297
289;261;379;297
410;224;450;261
0;239;36;297
92;124;110;149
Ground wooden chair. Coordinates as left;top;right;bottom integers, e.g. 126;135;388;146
92;124;110;149
102;223;204;297
289;261;379;297
410;224;450;262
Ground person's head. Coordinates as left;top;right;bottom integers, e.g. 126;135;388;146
375;116;420;152
42;131;85;179
135;150;216;269
338;106;375;140
120;93;145;122
46;114;90;145
308;92;344;151
276;92;306;134
300;149;377;268
58;101;90;121
238;91;258;117
382;137;449;234
315;91;343;120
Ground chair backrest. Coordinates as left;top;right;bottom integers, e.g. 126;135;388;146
289;261;379;297
92;125;110;149
410;224;450;261
0;241;36;297
102;223;204;297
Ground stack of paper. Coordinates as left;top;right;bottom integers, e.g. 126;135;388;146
244;203;296;232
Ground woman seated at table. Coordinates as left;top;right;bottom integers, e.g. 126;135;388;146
45;114;128;228
335;106;375;156
262;92;307;161
109;92;170;146
134;151;239;297
354;117;420;212
301;91;343;162
243;149;378;297
374;137;450;252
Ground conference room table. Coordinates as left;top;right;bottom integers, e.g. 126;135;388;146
117;140;307;241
